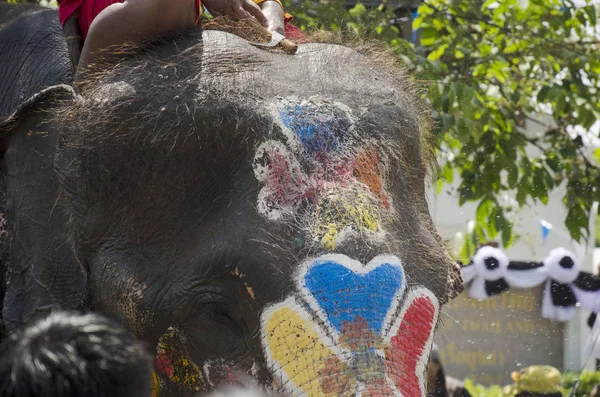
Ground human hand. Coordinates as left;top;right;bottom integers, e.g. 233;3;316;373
202;0;269;27
259;0;285;33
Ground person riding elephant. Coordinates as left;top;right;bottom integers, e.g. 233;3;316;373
0;4;462;397
58;0;293;77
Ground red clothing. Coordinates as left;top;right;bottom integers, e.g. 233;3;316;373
58;0;306;41
58;0;201;38
58;0;117;38
284;22;307;42
57;0;83;27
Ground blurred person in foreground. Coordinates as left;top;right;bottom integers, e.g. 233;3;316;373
209;387;272;397
503;365;562;397
427;344;471;397
0;311;153;397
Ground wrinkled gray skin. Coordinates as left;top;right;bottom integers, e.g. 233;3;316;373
0;4;71;117
0;5;456;396
0;4;76;339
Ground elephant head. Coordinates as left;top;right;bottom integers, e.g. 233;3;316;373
2;28;460;397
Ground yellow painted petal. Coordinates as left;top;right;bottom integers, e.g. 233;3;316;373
321;224;338;251
155;328;204;392
262;299;346;397
152;372;160;397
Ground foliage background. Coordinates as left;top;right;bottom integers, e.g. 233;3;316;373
286;0;600;260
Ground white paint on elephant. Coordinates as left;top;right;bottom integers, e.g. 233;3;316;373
202;362;214;388
253;140;285;182
202;358;237;389
256;183;296;222
250;361;260;378
253;140;308;221
93;81;137;104
265;102;301;152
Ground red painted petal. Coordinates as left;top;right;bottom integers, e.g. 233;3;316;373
154;352;175;378
384;289;439;397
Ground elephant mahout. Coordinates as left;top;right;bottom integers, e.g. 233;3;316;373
0;5;461;397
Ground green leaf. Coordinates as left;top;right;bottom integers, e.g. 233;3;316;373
443;163;454;183
413;16;425;29
532;168;549;199
506;161;519;187
476;198;492;224
498;136;517;160
594;148;600;164
494;209;506;237
428;44;449;61
502;221;513;247
435;178;444;195
566;205;587;242
516;186;529;206
420;27;437;46
348;3;367;18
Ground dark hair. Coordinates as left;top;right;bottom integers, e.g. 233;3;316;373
427;358;448;397
0;311;153;397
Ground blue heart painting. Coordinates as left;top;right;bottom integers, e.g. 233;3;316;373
303;260;404;335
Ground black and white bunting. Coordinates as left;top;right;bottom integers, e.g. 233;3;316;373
461;247;600;322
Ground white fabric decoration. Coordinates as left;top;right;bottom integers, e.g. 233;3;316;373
543;247;580;284
504;266;547;288
472;246;508;281
466;246;510;300
542;281;577;322
461;246;600;322
468;277;489;301
573;286;600;313
461;265;477;284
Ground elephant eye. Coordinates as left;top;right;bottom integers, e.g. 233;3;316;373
210;304;238;327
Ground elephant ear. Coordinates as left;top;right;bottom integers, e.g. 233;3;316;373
0;6;71;122
0;85;75;133
0;85;88;333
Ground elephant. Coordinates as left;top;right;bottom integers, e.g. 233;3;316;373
0;4;462;397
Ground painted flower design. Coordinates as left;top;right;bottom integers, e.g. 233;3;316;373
253;101;392;251
261;254;439;397
152;327;204;395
